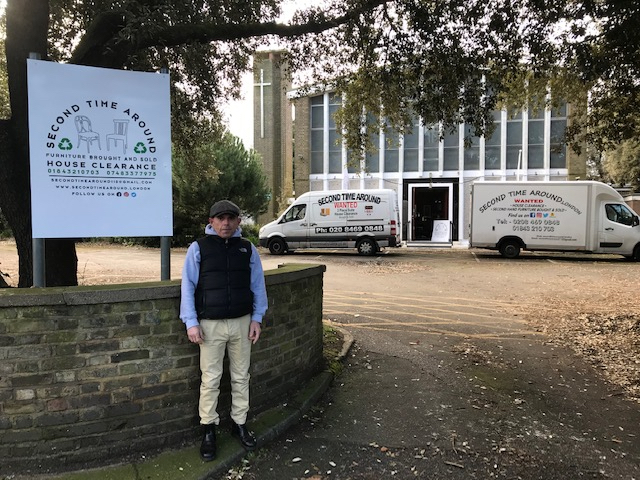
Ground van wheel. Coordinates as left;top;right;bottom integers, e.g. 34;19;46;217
268;238;287;255
499;241;520;259
632;245;640;261
357;238;378;256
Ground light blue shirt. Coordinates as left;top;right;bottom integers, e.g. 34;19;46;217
180;224;268;330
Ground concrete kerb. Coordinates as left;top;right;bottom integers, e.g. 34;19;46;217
38;323;355;480
325;320;355;361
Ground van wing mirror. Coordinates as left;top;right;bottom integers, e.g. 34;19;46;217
634;215;640;227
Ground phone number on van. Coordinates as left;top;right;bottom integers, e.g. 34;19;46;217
316;225;384;234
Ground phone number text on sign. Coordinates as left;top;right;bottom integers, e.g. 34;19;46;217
315;225;384;234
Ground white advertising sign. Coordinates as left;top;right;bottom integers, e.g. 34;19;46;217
431;220;450;242
27;59;172;238
473;183;588;246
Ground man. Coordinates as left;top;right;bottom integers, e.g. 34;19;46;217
180;199;268;462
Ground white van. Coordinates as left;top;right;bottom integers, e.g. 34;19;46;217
259;189;400;255
470;180;640;260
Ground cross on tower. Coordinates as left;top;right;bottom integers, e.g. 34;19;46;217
254;69;271;138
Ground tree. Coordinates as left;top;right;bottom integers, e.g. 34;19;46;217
558;1;640;152
605;140;640;192
2;1;639;286
201;134;271;220
172;129;270;244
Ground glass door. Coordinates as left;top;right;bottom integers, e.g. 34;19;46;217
407;183;453;242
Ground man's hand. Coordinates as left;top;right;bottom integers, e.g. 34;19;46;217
187;325;204;344
249;321;261;344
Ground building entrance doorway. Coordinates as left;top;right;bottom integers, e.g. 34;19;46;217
407;183;453;243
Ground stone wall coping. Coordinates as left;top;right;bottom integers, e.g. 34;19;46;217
0;263;326;307
265;263;326;285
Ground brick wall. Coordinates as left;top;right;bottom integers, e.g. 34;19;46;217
0;264;325;474
293;96;311;196
253;51;295;223
624;195;640;214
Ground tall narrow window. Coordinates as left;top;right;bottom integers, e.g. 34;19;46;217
485;111;502;170
443;127;459;171
550;103;567;169
423;125;439;172
463;125;480;170
403;118;420;172
310;95;324;174
384;128;400;172
527;108;544;169
365;130;380;173
328;93;342;174
506;110;522;169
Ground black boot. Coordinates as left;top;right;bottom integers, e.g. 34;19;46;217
200;424;216;461
230;421;257;451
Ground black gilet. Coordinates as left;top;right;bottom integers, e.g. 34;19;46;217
195;235;253;320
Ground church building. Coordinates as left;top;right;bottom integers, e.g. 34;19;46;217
252;51;587;246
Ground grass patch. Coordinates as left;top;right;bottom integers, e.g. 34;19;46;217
322;323;345;375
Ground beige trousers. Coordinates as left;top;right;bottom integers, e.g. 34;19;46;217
198;314;252;426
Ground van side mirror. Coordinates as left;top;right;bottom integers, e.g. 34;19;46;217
633;215;639;227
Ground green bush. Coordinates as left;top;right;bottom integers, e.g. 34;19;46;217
87;222;260;249
241;223;260;246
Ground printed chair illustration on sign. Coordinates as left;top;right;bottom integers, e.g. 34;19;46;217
106;119;129;154
74;115;101;153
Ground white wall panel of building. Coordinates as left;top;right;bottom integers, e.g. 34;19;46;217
307;92;575;246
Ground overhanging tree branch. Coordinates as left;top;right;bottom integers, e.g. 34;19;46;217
70;0;391;66
69;11;127;66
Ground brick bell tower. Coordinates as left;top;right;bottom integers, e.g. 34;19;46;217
252;51;293;224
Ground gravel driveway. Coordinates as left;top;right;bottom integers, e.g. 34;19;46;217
2;242;639;479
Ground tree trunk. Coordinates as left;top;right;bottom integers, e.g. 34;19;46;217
0;121;34;287
0;125;79;287
45;239;79;286
2;0;79;287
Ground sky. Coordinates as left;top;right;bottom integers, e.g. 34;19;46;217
224;72;255;149
225;0;316;149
